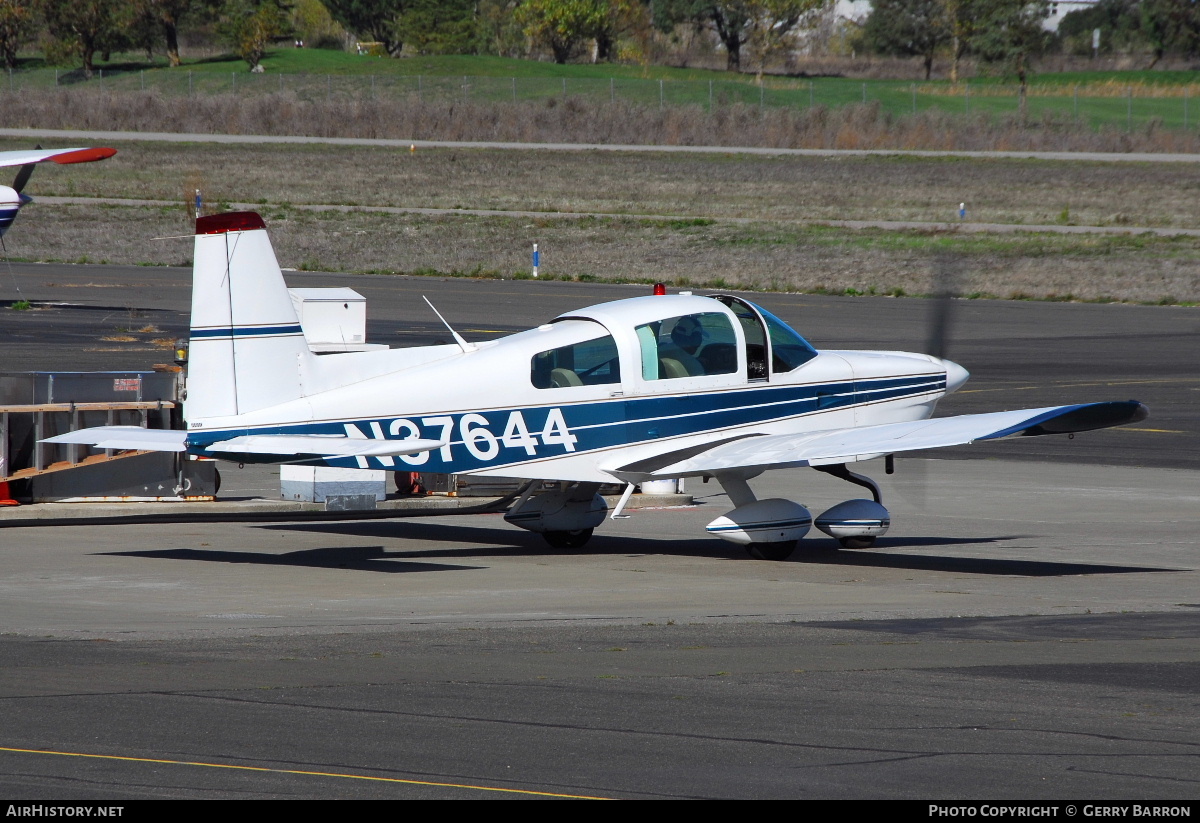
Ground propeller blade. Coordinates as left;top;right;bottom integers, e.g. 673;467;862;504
926;252;961;360
11;164;34;194
11;144;41;194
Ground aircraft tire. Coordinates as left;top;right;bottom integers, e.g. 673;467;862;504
543;528;593;549
838;536;876;549
745;540;796;561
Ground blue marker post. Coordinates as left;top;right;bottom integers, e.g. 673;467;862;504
958;202;965;221
532;242;539;278
195;189;203;219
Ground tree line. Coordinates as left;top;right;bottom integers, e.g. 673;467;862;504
2;0;1199;82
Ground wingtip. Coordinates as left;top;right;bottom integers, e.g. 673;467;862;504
47;147;117;165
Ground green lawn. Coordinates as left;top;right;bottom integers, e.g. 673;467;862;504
10;50;1200;132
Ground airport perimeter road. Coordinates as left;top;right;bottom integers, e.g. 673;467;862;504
5;127;1200;164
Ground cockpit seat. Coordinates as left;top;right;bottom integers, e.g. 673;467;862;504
550;367;583;388
657;357;691;380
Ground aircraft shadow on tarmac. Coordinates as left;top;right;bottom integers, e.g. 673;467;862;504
100;545;481;574
237;521;1179;577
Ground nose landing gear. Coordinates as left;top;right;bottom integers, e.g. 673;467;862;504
812;464;891;549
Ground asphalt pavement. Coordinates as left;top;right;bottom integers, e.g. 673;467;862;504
0;264;1196;800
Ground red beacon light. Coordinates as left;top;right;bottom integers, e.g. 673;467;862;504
652;283;667;296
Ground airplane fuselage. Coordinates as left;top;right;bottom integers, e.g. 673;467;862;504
184;293;964;483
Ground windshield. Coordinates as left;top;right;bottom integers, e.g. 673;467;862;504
753;304;818;371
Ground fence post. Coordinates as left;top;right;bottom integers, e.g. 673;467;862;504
55;69;58;86
659;78;663;109
760;82;764;111
188;71;192;95
232;72;235;92
862;81;866;104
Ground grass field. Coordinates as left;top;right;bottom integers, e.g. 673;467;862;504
10;52;1200;134
1;138;1197;305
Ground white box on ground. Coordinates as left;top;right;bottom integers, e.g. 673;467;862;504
640;478;684;495
280;465;387;502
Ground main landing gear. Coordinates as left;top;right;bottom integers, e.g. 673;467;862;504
503;481;606;549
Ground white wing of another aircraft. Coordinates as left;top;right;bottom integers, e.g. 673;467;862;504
0;147;117;169
0;146;117;239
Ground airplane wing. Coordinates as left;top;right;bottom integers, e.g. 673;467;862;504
41;427;445;459
0;147;117;169
610;401;1148;481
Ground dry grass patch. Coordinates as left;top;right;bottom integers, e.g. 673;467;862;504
6;139;1200;231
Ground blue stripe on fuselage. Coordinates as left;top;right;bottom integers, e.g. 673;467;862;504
187;374;946;470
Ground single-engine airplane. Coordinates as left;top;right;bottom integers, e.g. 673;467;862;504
0;147;117;239
47;211;1148;559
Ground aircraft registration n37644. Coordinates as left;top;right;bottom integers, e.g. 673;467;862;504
47;211;1148;559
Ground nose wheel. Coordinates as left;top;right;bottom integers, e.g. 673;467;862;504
813;464;890;550
838;536;876;549
542;528;594;549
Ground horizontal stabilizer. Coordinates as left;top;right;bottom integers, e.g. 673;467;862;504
613;401;1149;480
42;427;187;452
204;434;447;458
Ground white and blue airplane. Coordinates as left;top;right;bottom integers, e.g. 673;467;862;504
47;211;1148;559
0;147;117;238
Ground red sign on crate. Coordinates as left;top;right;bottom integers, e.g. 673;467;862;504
113;378;141;392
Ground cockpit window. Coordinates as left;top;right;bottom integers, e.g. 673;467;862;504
531;334;621;389
636;312;738;380
757;305;818;371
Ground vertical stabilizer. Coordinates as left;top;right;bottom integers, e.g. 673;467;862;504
186;212;311;421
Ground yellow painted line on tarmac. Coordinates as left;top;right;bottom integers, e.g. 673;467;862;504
0;746;611;800
1120;427;1188;433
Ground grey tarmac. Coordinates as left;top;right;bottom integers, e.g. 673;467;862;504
0;266;1196;799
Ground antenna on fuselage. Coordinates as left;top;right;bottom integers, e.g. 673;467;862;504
423;296;478;353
